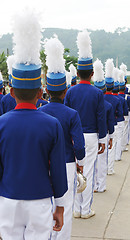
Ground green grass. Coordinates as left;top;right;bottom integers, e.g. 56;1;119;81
127;76;130;84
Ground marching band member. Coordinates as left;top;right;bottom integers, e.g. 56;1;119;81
93;59;114;192
65;30;106;219
39;36;85;240
0;9;68;240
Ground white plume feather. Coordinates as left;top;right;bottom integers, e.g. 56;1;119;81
120;63;127;75
69;64;77;77
113;67;119;82
0;71;3;80
118;70;125;83
105;59;114;78
12;8;42;65
44;36;65;73
66;71;72;86
77;30;93;59
6;55;15;74
93;59;104;82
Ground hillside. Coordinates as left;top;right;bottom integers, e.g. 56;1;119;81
0;27;130;69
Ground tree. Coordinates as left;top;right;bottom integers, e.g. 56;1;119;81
64;48;78;71
40;49;48;83
0;52;8;80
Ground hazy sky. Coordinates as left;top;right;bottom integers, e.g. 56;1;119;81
0;0;130;35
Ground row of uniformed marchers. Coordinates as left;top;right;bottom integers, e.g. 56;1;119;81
0;9;130;240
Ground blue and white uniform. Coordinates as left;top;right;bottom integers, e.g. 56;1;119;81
104;92;123;173
65;81;106;215
39;98;85;240
95;99;114;192
0;103;68;239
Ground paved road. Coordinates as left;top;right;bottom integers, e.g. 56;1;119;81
71;144;130;240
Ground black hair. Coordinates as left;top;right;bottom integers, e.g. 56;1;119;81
48;89;65;98
106;87;113;92
77;69;93;79
13;88;40;101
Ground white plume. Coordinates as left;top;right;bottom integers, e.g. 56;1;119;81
66;71;72;86
118;70;125;83
6;55;15;74
105;59;114;78
69;64;77;77
12;8;42;65
44;36;65;73
0;71;3;80
120;63;127;75
113;67;119;82
77;30;93;59
93;59;104;82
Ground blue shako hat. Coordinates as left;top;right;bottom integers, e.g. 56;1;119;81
12;9;42;89
94;80;106;93
12;63;41;89
44;36;66;92
47;72;66;91
119;70;125;91
105;77;114;89
77;30;93;71
71;76;76;84
105;59;114;89
9;74;12;87
77;58;93;70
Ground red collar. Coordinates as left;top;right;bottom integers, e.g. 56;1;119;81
113;93;118;96
79;80;91;85
105;92;113;95
0;92;3;95
15;103;37;110
119;92;125;95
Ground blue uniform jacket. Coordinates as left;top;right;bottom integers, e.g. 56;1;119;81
36;99;48;108
104;93;123;125
114;93;128;117
39;99;85;163
65;82;106;140
104;100;114;135
0;93;4;116
0;104;68;200
0;93;16;114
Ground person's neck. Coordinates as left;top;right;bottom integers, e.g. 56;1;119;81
15;99;37;106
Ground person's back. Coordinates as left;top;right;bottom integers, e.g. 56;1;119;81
39;100;85;163
65;83;106;139
0;107;67;200
1;93;16;114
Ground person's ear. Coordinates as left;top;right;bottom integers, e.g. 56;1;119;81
37;88;43;99
10;87;15;98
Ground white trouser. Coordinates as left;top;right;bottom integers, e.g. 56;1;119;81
74;133;98;215
0;197;53;240
121;117;129;150
115;121;124;160
52;162;76;240
94;135;108;192
108;126;117;173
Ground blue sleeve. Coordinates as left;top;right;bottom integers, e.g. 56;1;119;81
0;98;4;115
70;111;85;160
0;156;3;180
107;105;115;135
97;91;106;139
49;120;68;199
116;101;124;122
